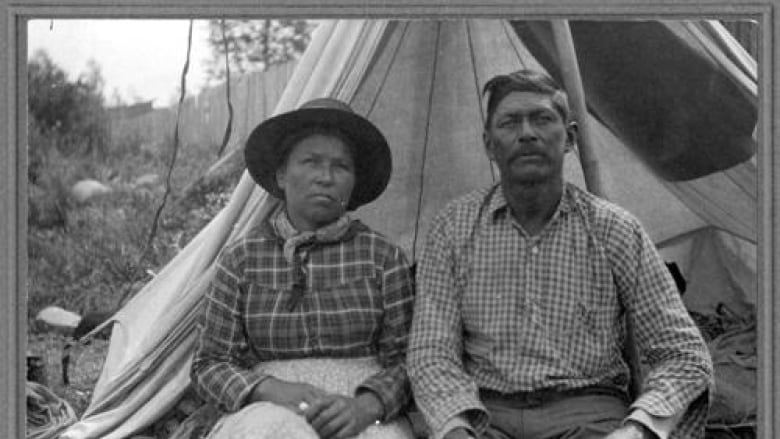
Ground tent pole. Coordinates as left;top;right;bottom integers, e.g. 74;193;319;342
551;19;643;400
550;20;606;199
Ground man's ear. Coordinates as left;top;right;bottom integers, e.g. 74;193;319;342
483;130;496;162
564;121;579;153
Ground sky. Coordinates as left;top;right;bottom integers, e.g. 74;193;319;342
27;19;213;108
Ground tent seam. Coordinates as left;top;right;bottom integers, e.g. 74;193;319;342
411;21;442;261
466;20;497;183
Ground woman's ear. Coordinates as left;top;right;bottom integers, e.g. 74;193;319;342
275;167;287;192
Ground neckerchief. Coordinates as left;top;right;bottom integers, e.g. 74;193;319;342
271;207;353;264
271;206;353;311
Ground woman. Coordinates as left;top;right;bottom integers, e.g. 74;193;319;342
191;98;416;439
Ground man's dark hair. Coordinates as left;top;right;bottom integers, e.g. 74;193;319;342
482;69;571;129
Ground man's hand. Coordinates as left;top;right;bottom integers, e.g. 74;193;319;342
604;421;656;439
443;427;476;439
249;377;328;412
303;392;384;439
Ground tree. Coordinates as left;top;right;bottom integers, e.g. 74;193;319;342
204;19;316;82
27;50;109;160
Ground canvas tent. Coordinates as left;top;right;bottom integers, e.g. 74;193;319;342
60;18;757;439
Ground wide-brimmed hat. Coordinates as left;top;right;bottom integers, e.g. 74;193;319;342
244;98;392;210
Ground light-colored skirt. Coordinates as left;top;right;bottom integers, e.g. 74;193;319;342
205;357;414;439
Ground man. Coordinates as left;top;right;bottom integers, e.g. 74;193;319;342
407;69;712;439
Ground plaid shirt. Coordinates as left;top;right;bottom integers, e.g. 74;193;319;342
191;218;415;421
408;183;713;438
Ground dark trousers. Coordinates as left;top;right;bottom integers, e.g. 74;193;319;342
480;388;630;439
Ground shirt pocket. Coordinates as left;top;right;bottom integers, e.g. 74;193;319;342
555;273;622;374
243;284;308;358
315;269;383;351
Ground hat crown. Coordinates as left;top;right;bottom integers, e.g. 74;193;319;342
299;97;354;113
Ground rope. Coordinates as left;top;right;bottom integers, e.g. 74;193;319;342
114;19;193;309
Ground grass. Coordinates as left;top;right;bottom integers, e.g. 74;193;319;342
27;333;110;417
27;123;238;426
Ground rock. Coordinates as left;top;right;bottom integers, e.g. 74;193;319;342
35;306;81;335
132;173;159;187
71;179;112;203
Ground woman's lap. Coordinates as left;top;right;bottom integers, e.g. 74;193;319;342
206;357;414;439
207;401;413;439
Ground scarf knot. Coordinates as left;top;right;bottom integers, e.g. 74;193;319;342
272;207;353;264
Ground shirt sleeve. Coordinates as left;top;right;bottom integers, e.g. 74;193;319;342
190;246;269;412
627;408;684;439
407;211;489;436
356;245;415;421
607;215;714;438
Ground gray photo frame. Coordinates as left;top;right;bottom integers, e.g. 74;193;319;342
2;1;777;438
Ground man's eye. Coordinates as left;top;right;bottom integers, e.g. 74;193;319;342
534;113;555;124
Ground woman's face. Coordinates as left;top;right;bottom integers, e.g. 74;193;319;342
276;133;356;231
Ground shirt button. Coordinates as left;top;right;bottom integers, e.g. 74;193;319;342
531;246;539;255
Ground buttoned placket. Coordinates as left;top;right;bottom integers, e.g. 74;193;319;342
526;236;543;329
511;218;544;330
297;247;321;350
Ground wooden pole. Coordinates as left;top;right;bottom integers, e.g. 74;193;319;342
551;19;645;399
550;20;607;199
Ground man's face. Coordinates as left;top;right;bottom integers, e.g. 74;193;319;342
276;133;356;231
483;91;575;185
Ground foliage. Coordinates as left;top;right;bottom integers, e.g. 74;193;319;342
27;50;109;170
204;19;316;82
28;134;234;328
27;52;236;330
26;50;238;425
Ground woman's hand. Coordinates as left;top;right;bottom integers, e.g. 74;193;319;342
303;391;384;439
249;376;328;412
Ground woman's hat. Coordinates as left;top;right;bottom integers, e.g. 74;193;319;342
244;98;392;210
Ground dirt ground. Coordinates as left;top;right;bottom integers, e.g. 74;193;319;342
27;332;109;417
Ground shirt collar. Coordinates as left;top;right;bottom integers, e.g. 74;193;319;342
488;182;575;222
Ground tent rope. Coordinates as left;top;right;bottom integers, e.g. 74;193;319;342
410;21;442;261
115;19;193;309
216;20;235;158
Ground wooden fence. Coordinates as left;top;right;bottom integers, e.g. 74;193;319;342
108;60;298;149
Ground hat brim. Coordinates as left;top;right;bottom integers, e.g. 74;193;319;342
245;107;392;211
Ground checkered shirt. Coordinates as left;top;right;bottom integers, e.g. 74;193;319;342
191;218;415;421
407;182;713;438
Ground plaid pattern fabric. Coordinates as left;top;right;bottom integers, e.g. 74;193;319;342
191;218;415;421
408;183;713;438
